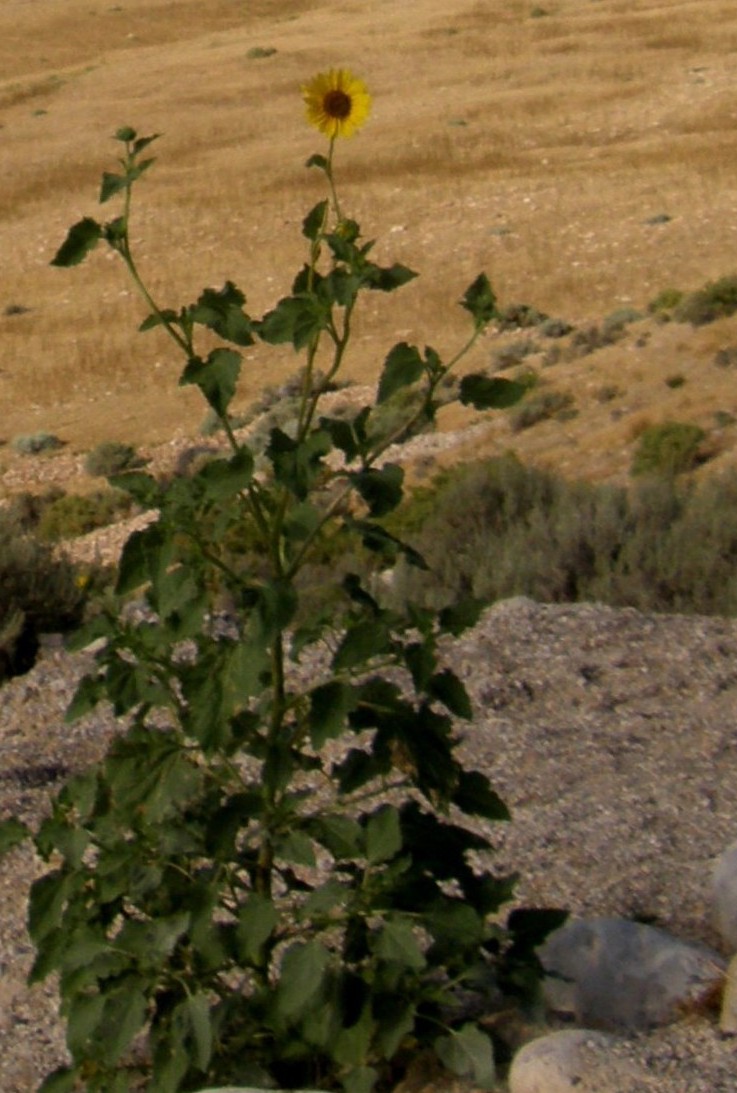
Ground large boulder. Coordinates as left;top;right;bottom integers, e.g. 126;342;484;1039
508;1028;656;1093
538;915;724;1030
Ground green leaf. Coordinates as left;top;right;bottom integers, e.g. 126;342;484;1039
28;869;69;944
460;374;526;410
377;342;425;404
196;447;254;499
115;912;190;965
114;125;137;142
309;681;357;747
98;981;149;1064
107;469;160;506
274;941;330;1020
374;918;426;971
453;769;510;820
435;1024;495;1089
66;991;106;1057
276;830;316;867
365;262;418;292
190;281;254;346
342;1067;379;1093
257;294;327;350
365;805;402;864
319;408;370;461
351;463;404;517
115;519;169;595
99;170;128;203
303;199;329;241
266;427;331;499
333;619;392;671
38;1068;77;1093
105;729;201;823
305;152;329;171
180;347;242;416
438;597;484;636
237;894;278;965
459;273;498;328
50;218;102;267
333;1004;375;1067
185;991;213;1071
428;669;473;719
308;816;363;861
0;817;29;855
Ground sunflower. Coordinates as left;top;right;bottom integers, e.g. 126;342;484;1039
302;68;371;139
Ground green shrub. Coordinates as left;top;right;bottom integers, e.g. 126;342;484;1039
664;373;686;389
384;457;737;618
0;507;89;681
11;431;64;455
647;286;684;316
631;420;707;477
509;388;574;431
674;274;737;326
36;487;133;541
84;439;145;477
0;105;561;1093
491;339;538;371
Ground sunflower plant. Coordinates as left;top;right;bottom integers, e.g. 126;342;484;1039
0;72;563;1093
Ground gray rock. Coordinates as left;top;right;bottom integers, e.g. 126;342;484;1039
538;915;725;1030
712;841;737;951
508;1028;656;1093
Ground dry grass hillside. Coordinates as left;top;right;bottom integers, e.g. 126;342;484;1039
2;0;737;488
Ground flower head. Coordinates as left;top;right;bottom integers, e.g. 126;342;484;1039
302;68;371;140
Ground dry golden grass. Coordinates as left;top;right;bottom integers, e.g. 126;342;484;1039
3;0;737;485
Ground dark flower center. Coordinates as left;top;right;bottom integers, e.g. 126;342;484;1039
324;89;352;119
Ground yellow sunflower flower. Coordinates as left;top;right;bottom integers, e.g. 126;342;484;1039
302;68;371;139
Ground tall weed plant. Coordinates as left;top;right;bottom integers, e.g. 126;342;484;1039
0;72;562;1092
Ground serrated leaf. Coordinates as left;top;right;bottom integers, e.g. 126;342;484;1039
309;816;363;860
190;281;254;346
333;620;392;671
377;342;425;404
115;519;168;595
365;805;402;864
309;681;357;747
50;218;102;267
303;199;329;241
351;463;404;517
274;941;330;1020
185;992;212;1071
460;373;526;410
435;1024;495;1089
0;818;29;855
453;769;510;820
428;669;473;719
180;348;242;416
99;170;129;203
438;596;484;636
99;981;149;1064
237;895;278;965
276;830;316;867
196;447;254;499
28;869;69;943
374;918;426;970
365;262;418;292
66;991;106;1057
459;272;498;327
38;1068;77;1093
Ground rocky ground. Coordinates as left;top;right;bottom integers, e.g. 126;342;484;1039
1;595;737;1090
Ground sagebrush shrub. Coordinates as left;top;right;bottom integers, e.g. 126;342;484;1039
631;420;707;477
84;439;144;477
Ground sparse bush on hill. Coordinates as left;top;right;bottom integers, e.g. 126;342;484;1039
0;77;561;1093
36;487;134;541
631;420;708;477
0;506;89;682
384;457;737;618
84;439;145;477
509;387;575;431
674;274;737;326
11;430;63;455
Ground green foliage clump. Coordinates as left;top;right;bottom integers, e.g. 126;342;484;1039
509;387;574;431
36;487;133;541
631;420;707;477
11;431;64;455
84;439;144;477
674;274;737;326
0;506;89;681
0;118;560;1093
385;457;737;618
647;286;684;318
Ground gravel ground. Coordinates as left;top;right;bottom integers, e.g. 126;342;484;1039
1;597;737;1090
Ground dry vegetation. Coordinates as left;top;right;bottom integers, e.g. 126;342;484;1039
2;0;737;486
